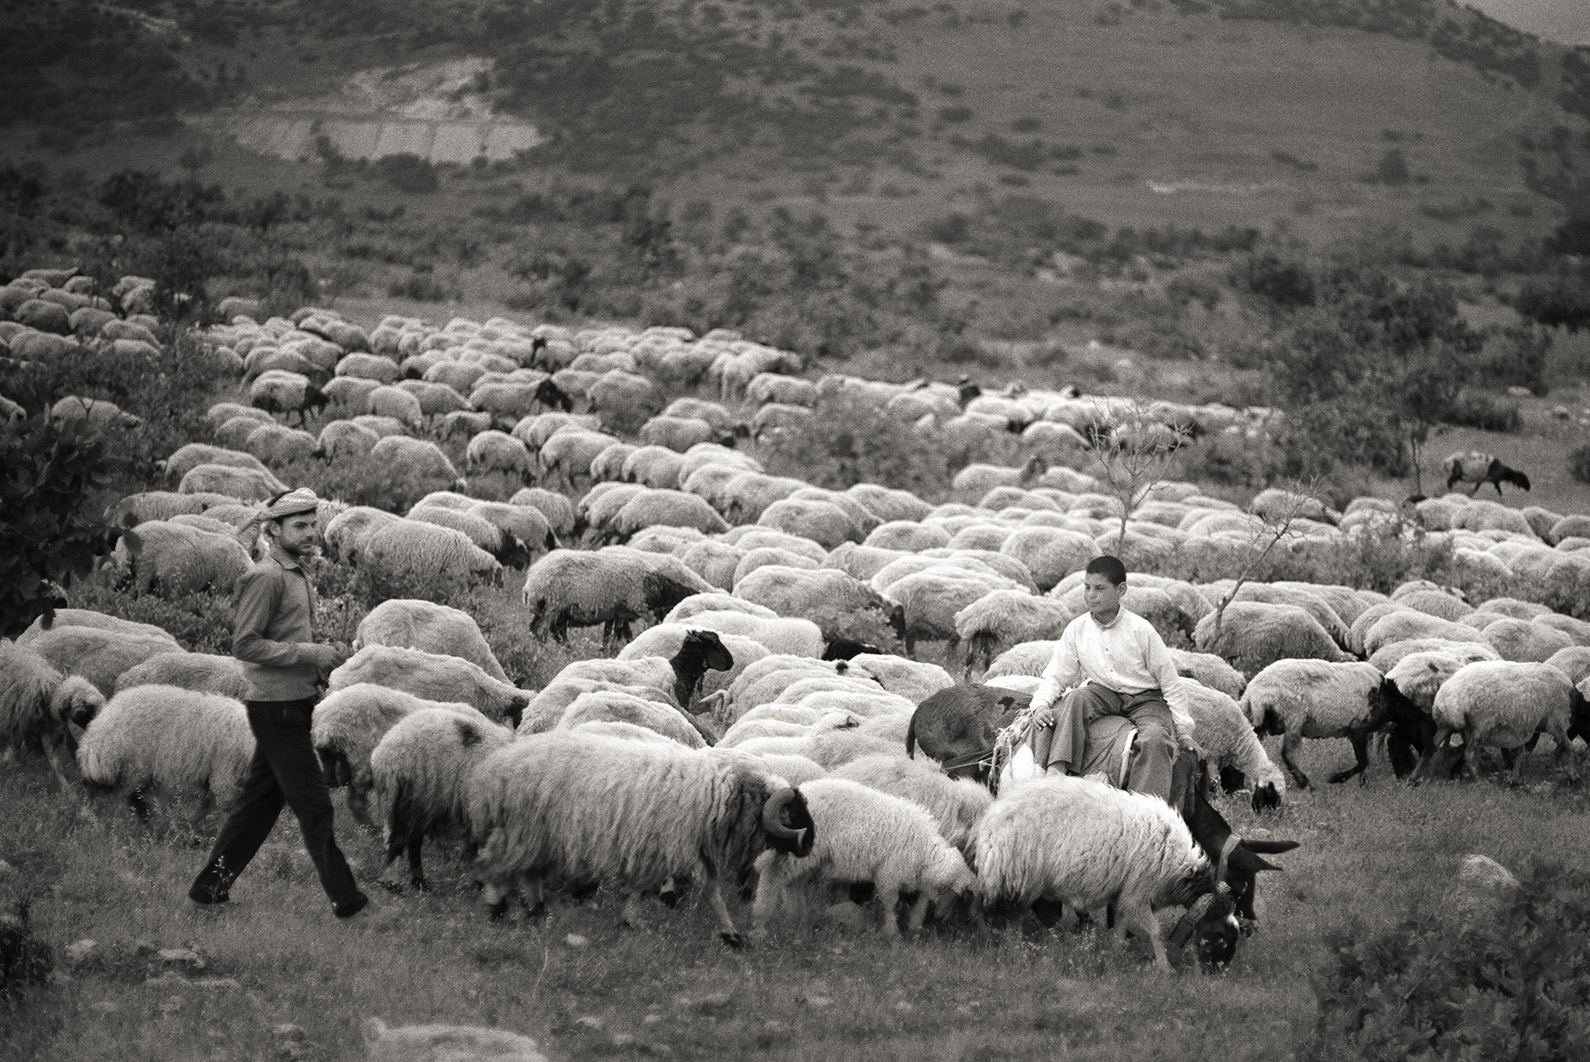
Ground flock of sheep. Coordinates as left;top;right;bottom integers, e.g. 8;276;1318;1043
3;264;1590;972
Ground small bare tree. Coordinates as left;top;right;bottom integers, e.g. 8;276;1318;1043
1089;398;1180;558
1205;479;1323;648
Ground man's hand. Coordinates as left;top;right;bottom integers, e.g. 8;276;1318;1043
303;643;348;674
1033;707;1055;729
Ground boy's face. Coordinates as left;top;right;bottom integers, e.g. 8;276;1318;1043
1082;571;1124;622
271;511;320;560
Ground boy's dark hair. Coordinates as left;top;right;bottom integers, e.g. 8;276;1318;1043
1085;555;1128;586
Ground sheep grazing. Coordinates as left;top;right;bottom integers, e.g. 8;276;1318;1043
1242;660;1420;788
830;753;994;850
370;706;517;892
521;547;707;645
249;369;328;426
0;640;105;787
1193;602;1352;679
1182;679;1286;812
311;683;482;829
24;626;183;697
568;628;734;709
1444;450;1530;497
15;608;174;649
111;520;252;597
354;598;509;683
751;777;976;940
906;683;1030;783
362;519;503;595
328;645;530;728
76;686;254;826
1417;661;1587;784
467;731;814;945
555;689;708;748
112;651;248;700
972;776;1243;972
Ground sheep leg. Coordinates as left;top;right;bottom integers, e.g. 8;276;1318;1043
876;884;902;940
902;890;932;937
127;789;153;823
345;778;376;832
1118;896;1171;973
749;858;784;941
1327;732;1371;785
700;872;747;949
1280;730;1310;789
43;740;78;791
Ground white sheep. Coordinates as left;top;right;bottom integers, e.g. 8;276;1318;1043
369;705;517;891
76;685;254;826
731;728;902;769
554;689;707;748
354;598;509;682
1194;602;1352;679
1419;660;1585;784
177;462;287;502
47;395;141;433
112;650;248;700
843;654;957;704
733;565;905;654
310;682;481;828
521;547;707;645
24;626;185;697
830;753;993;850
1242;660;1411;788
160;443;273;486
323;505;403;565
517;678;680;735
367;435;466;492
751;777;976;940
971;776;1237;972
242;422;318;467
15;608;176;648
0;640;105;787
362;519;502;594
680;609;826;659
953;590;1075;676
508;487;576;538
466;730;813;943
111;519;252;597
328;645;530;728
465;430;533;477
1182;679;1285;811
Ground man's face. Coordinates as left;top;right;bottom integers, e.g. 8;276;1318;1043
272;511;320;560
1082;571;1123;622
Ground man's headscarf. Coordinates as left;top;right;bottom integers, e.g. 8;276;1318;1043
264;487;320;521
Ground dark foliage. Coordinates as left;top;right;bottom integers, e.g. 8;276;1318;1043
1307;863;1590;1061
0;417;118;638
1571;444;1590;486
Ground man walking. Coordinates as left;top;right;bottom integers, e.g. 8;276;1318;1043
189;487;374;918
1027;555;1196;802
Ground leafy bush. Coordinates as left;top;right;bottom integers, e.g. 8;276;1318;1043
1444;392;1522;433
67;579;237;655
1571;444;1590;485
0;418;118;638
371;153;439;194
1515;275;1590;332
1306;862;1590;1061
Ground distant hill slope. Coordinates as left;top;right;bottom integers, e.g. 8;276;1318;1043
4;0;1588;244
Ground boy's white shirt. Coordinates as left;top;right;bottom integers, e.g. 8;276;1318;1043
1029;606;1196;742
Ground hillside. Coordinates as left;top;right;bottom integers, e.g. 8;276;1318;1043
5;0;1588;242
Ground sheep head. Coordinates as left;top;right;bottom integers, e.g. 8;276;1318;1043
51;676;104;740
1168;882;1241;972
760;787;813;857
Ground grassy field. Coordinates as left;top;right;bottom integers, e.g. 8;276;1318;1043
5;704;1589;1061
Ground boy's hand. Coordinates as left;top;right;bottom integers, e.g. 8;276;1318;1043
1033;708;1055;729
304;643;348;673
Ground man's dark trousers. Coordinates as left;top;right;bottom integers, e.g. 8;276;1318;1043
189;698;363;912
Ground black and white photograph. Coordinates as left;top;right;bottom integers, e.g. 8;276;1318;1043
2;1;1589;1059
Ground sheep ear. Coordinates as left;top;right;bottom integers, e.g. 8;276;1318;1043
1229;847;1285;874
123;528;145;556
1241;839;1300;855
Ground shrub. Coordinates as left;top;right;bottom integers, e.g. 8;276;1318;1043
1571;444;1590;485
1306;862;1590;1062
372;153;439;194
1443;392;1522;433
67;579;237;655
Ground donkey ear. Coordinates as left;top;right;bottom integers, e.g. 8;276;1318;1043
1242;839;1300;855
1229;847;1285;874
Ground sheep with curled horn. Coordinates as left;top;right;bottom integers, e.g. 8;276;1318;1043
466;729;814;946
